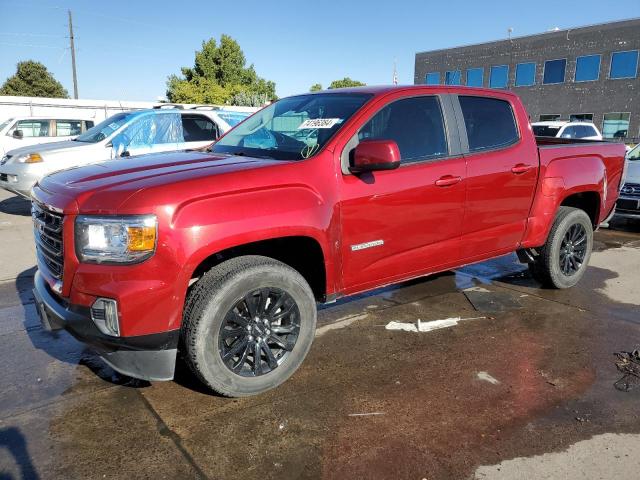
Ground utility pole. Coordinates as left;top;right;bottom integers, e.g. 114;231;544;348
68;9;78;99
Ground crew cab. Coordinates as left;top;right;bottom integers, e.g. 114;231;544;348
30;86;626;397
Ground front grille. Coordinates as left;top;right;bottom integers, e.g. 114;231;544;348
32;202;64;279
620;183;640;198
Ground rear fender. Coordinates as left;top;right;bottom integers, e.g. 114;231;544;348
521;155;605;248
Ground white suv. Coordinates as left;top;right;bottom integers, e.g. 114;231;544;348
0;107;253;198
531;121;603;140
0;116;95;156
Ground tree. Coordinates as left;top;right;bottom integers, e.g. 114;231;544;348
0;61;68;98
328;77;366;89
167;35;277;106
309;83;322;92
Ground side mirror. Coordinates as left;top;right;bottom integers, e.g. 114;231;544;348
12;129;23;139
350;139;401;174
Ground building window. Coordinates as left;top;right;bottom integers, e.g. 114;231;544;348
602;112;630;139
569;113;593;122
609;50;639;79
466;68;484;87
425;72;440;85
445;70;461;85
539;114;561;121
515;63;536;86
489;65;509;88
575;55;601;82
543;59;567;84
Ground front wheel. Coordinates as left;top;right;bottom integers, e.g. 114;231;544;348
529;206;594;289
182;256;317;397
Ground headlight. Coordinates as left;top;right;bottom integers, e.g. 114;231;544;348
16;153;43;163
75;215;157;264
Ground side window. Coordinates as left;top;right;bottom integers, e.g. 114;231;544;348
182;115;218;142
584;126;598;137
55;120;82;136
15;120;50;137
358;96;448;163
560;126;579;138
458;96;519;152
83;120;94;130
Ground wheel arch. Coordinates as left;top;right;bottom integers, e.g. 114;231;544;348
186;235;329;302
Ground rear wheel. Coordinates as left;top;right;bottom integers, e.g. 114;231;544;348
182;256;317;397
528;206;593;289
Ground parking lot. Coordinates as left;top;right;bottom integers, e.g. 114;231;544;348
0;187;639;479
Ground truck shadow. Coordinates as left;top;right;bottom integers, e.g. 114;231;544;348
0;195;30;217
16;267;149;389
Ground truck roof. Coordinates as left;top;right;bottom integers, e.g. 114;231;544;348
304;84;518;98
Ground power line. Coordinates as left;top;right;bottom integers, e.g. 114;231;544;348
0;41;64;49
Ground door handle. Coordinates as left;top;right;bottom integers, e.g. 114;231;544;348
435;175;462;187
511;163;533;174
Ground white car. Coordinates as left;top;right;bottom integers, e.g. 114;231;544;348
0;107;253;198
0;115;95;156
531;121;603;140
615;143;640;220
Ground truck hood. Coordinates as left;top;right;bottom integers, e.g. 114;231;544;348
6;139;85;159
37;150;286;213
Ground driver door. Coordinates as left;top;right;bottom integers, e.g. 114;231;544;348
339;94;467;293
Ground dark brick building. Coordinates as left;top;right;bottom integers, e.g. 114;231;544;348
414;18;640;141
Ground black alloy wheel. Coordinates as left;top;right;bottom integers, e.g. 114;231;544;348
218;288;300;377
559;223;588;276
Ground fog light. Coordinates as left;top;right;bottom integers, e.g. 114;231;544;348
91;298;120;337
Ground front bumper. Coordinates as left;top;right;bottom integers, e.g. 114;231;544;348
615;195;640;219
32;271;179;381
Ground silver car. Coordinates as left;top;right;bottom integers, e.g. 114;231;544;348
0;107;252;198
616;143;640;220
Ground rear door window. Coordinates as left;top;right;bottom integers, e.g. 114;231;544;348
358;96;448;163
55;120;82;136
458;96;519;152
181;115;218;142
14;119;50;137
560;126;579;138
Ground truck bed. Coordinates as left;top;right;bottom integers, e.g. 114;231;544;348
535;137;627;223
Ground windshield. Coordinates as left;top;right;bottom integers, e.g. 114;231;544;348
628;143;640;161
212;93;372;160
75;111;138;143
217;110;251;127
0;118;14;132
532;125;561;137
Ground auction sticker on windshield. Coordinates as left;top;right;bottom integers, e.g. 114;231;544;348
298;118;342;129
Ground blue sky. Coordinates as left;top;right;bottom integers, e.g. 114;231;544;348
1;0;638;101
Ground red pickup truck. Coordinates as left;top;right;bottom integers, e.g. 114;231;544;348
31;86;625;397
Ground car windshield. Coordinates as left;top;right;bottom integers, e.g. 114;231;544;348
533;125;561;137
0;118;14;132
211;93;372;160
74;112;138;143
628;143;640;161
217;110;251;127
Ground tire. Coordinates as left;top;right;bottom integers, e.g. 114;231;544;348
182;255;317;397
528;206;593;289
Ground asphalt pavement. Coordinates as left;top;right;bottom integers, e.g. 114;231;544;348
1;188;639;480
